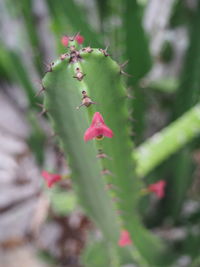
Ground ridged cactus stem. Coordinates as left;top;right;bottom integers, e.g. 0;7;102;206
42;41;170;265
134;103;200;177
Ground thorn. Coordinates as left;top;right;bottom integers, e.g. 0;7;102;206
99;48;110;57
35;85;46;97
120;70;132;77
105;44;109;52
82;46;93;53
38;109;47;117
73;67;86;81
101;169;114;176
50;131;58;138
96;149;112;160
69;50;82;63
119;60;132;77
105;183;114;190
36;103;44;108
76;91;96;109
116;210;122;215
105;183;119;190
126;93;133;99
125;87;134;99
60;53;68;60
119;60;129;68
36;103;48;116
57;150;65;160
76;103;84;110
43;62;53;73
34;80;46;97
128;109;135;122
72;31;80;41
112;197;120;202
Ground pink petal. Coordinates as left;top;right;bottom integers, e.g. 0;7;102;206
61;36;69;47
84;127;98;142
118;230;132;247
75;34;84;44
91;112;105;126
41;170;61;188
84;112;113;141
148;180;166;199
101;125;113;138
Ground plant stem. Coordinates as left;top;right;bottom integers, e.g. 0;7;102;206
134;103;200;177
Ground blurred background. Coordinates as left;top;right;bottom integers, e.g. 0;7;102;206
0;0;200;266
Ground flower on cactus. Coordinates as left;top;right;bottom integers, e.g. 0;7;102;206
148;180;166;199
118;230;132;247
84;112;113;142
61;35;69;47
75;34;84;44
61;34;84;47
41;170;62;188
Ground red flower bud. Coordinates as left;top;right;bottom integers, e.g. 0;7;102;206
75;34;84;44
84;112;113;142
148;180;166;199
61;36;69;47
118;230;132;247
41;170;62;188
61;34;84;47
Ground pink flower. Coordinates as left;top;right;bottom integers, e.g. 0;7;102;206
41;170;62;188
84;112;113;142
148;180;166;199
61;35;69;47
75;34;84;44
118;230;132;247
61;34;84;47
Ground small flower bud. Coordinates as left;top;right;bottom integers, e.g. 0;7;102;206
61;35;69;47
75;34;84;44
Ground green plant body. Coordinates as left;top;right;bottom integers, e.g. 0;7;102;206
134;103;200;177
124;0;152;143
42;39;170;266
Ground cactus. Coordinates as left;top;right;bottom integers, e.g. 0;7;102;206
124;0;152;143
42;38;170;265
134;103;200;177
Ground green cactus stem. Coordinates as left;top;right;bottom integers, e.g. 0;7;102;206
134;103;200;177
42;41;170;265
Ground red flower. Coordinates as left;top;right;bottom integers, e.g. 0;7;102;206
41;170;62;188
61;34;84;47
75;34;84;44
118;230;132;247
84;112;113;142
61;36;69;47
148;180;166;199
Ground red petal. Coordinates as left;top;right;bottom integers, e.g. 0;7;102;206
84;126;98;141
75;34;84;44
101;125;113;138
41;171;61;188
148;180;166;199
61;36;69;47
91;112;105;126
118;230;132;247
41;170;50;180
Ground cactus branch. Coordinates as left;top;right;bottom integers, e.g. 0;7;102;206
134;103;200;177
